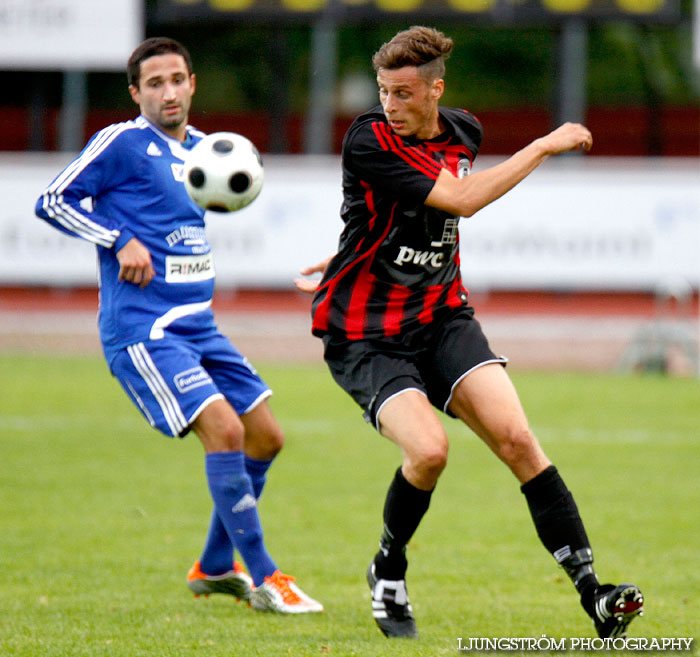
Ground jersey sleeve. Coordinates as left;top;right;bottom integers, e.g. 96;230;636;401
343;120;443;203
35;124;137;251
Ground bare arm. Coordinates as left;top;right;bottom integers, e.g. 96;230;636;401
425;122;593;218
117;237;155;288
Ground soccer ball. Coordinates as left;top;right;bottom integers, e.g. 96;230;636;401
183;132;264;213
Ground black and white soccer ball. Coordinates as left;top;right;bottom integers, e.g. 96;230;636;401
183;132;264;213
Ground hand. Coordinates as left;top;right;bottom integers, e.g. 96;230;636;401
293;256;332;295
538;122;593;155
117;237;155;288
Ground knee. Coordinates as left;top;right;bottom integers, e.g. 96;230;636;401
196;413;246;453
245;422;284;460
242;403;285;459
258;426;284;459
408;434;449;484
218;415;247;449
495;426;537;467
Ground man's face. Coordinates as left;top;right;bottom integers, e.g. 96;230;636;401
129;53;195;139
377;66;443;140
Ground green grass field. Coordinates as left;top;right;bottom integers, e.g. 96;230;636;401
1;354;698;656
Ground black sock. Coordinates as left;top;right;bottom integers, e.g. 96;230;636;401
521;465;599;610
373;467;433;580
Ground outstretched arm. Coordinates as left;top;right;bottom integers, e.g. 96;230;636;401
426;122;593;218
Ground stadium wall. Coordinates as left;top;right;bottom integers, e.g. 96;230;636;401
4;153;699;294
2;107;699;156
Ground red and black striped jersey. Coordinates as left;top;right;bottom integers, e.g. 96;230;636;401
311;105;482;340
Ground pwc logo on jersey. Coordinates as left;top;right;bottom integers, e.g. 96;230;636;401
394;246;445;269
174;367;213;393
165;253;215;283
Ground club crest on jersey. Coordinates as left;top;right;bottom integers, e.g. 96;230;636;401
174;366;213;393
171;162;185;182
457;158;472;179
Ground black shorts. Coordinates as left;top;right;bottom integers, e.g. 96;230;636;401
322;306;507;430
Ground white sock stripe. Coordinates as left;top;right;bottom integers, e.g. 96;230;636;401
553;545;572;563
127;343;187;435
596;596;609;621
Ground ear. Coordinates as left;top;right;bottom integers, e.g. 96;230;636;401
128;84;140;106
432;78;444;101
190;73;196;97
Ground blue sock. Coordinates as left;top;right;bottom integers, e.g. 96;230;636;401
244;455;274;499
198;456;274;575
205;451;277;586
199;511;233;576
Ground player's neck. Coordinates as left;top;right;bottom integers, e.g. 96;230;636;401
142;115;189;143
165;124;188;142
415;111;443;141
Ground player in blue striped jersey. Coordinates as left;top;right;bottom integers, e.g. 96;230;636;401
35;36;322;614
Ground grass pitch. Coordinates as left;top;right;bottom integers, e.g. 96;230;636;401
1;354;698;656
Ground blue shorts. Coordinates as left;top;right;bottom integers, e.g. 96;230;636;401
110;333;271;438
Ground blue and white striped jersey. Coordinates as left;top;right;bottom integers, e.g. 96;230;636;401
35;115;219;366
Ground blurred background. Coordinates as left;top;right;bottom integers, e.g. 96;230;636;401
1;0;699;373
2;0;699;155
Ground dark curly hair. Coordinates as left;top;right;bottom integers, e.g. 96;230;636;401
127;37;193;88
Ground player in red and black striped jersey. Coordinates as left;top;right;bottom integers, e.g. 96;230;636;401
296;26;643;639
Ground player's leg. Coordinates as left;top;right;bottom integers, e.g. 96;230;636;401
375;389;448;575
191;398;278;587
241;398;284;498
193;401;282;586
449;363;643;637
192;336;274;583
195;334;322;613
110;340;254;600
323;336;443;638
187;401;255;599
449;364;598;603
448;362;549;482
431;311;595;596
368;390;449;638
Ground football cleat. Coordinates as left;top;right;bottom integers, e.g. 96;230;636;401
250;570;323;614
592;583;644;638
187;560;253;601
367;562;418;639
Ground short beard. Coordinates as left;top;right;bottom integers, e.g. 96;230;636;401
158;110;186;132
